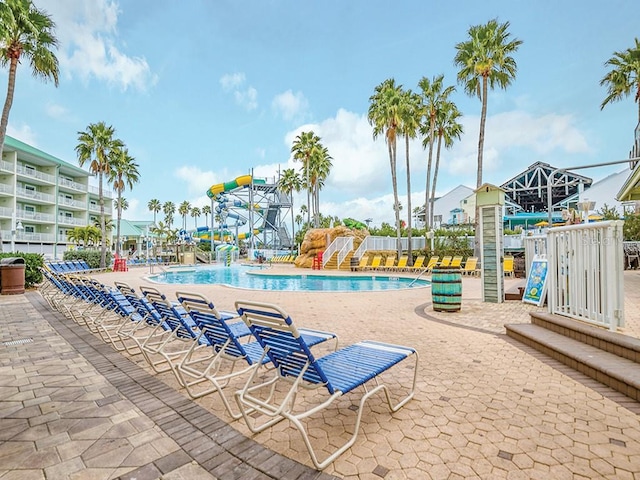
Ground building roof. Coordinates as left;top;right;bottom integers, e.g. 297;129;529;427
4;135;90;176
617;162;640;202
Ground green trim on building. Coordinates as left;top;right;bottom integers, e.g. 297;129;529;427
4;135;89;176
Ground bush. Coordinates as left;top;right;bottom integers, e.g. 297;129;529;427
0;252;44;289
63;249;112;269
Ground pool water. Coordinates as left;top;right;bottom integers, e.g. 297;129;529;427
150;265;430;292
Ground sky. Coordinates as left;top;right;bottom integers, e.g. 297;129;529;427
3;0;640;230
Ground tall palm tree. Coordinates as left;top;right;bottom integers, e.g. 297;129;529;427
308;145;332;228
291;131;321;226
399;88;422;265
0;0;59;156
202;204;211;228
148;198;161;225
454;19;522;229
108;147;139;256
76;122;123;268
368;78;403;258
190;206;201;229
418;74;456;229
163;201;175;229
600;37;640;125
430;101;464;227
178;201;191;230
278;168;302;247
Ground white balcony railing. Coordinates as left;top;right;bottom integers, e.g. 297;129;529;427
88;185;113;198
16;165;56;183
16;187;56;203
58;177;87;192
0;183;14;195
58;216;85;226
11;232;56;242
547;221;624;331
16;209;55;222
0;160;13;172
58;197;85;209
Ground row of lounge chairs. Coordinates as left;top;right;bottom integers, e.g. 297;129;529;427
269;254;295;263
46;260;107;274
354;254;515;277
38;268;417;470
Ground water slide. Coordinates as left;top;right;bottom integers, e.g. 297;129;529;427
207;175;253;198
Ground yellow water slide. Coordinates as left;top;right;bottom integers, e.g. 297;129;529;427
207;175;252;197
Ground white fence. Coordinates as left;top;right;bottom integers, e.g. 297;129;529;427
322;236;353;268
547;221;624;331
523;235;547;274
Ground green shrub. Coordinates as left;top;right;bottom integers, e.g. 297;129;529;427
0;252;44;289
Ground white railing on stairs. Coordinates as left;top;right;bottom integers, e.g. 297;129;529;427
336;238;354;268
322;237;353;268
547;220;624;331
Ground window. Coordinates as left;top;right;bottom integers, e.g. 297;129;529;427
24;225;35;234
24;205;36;213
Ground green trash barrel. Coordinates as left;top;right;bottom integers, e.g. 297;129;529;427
431;266;462;312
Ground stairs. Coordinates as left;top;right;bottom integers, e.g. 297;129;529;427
323;251;355;270
506;312;640;401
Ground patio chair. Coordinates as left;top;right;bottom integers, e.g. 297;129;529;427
174;292;337;418
424;256;439;272
380;254;396;271
234;300;418;470
461;257;479;276
439;256;452;267
365;254;382;271
407;255;426;271
393;255;409;271
450;256;463;268
355;255;370;271
504;256;515;277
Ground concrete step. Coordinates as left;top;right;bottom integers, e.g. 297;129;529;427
506;321;640;401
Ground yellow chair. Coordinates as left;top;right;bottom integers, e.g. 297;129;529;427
424;256;439;272
355;255;370;271
367;254;382;270
439;256;452;267
462;257;479;276
450;256;463;268
504;256;515;277
408;255;426;271
381;255;397;271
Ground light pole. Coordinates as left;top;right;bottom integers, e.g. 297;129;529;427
10;212;24;253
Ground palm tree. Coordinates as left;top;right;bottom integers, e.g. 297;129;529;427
150;221;170;258
67;225;100;248
202;204;211;228
190;206;201;229
148;198;161;225
454;19;522;230
178;201;191;230
430;101;464;227
308;145;332;228
163;201;175;229
291;131;321;226
108;147;139;256
600;37;640;125
399;88;422;265
76;122;124;268
418;74;456;229
368;78;403;258
278;168;302;247
0;0;59;156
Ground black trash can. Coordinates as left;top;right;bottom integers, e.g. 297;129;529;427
0;257;26;295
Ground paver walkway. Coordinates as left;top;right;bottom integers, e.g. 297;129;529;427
1;266;640;479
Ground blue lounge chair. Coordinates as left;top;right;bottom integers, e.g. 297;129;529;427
234;300;418;469
175;292;337;419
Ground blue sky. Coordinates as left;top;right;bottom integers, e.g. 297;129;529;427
4;0;640;228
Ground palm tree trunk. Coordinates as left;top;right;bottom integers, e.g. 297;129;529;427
430;135;444;228
474;76;489;257
99;172;107;268
405;135;413;266
116;193;122;256
389;141;402;259
0;57;19;156
425;116;436;230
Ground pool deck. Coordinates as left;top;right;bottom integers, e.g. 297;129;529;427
2;264;640;479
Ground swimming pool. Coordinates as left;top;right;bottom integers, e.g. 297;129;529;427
150;265;430;292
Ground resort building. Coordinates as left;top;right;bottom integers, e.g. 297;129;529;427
0;135;112;258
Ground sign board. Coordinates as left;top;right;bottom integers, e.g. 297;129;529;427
522;256;548;306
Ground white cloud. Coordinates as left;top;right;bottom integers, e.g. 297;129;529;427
40;0;156;91
272;90;309;122
45;102;69;120
7;124;37;146
175;165;223;196
219;72;258;111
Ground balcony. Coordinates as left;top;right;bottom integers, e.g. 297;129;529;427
11;231;56;243
58;216;85;226
17;209;55;223
88;185;113;198
0;183;14;196
16;186;56;204
57;197;85;210
16;165;56;184
0;160;13;172
59;177;87;192
88;204;112;215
